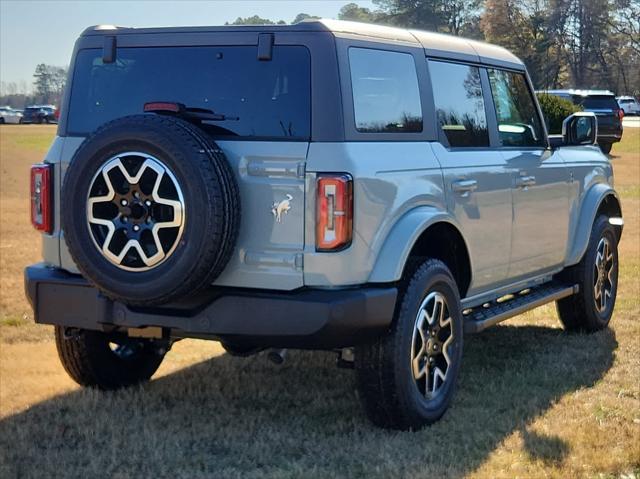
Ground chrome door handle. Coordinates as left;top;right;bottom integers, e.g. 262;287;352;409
516;176;536;188
452;179;478;195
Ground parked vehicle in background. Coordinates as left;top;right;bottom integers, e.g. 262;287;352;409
617;96;640;116
540;90;623;154
22;105;58;124
0;106;23;124
25;20;623;430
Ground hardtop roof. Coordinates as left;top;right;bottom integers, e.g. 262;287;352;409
81;18;524;69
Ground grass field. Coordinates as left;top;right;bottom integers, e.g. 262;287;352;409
0;125;638;478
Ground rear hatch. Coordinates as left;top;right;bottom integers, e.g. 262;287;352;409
575;95;622;136
61;42;310;290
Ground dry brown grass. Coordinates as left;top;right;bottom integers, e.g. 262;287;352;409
0;125;638;478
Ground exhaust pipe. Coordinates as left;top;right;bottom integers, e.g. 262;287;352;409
267;348;287;365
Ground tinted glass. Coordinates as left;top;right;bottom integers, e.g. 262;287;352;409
487;69;545;147
579;96;619;110
429;61;489;147
349;48;422;133
68;46;311;138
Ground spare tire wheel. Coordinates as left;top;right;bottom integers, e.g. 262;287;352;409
61;114;240;305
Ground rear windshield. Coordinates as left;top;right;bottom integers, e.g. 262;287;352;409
577;96;619;110
68;45;311;139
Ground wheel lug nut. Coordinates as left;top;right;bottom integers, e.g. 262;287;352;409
145;200;152;207
133;225;140;232
121;199;128;206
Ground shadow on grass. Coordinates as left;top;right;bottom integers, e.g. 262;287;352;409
0;325;616;478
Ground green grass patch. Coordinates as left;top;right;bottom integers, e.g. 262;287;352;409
0;317;27;327
0;126;56;152
12;133;55;152
617;184;640;199
612;128;640;156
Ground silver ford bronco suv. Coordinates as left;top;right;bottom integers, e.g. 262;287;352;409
25;20;623;430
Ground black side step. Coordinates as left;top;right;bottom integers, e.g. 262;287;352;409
463;282;579;334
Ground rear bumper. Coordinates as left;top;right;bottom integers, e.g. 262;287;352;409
597;131;623;143
24;263;397;349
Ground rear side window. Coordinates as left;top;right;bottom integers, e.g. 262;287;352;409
68;46;311;138
579;96;619;110
487;69;545;147
349;48;422;133
429;60;489;147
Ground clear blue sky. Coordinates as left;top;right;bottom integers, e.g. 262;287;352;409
0;0;375;91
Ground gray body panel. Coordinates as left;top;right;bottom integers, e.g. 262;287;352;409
304;142;445;287
503;148;570;279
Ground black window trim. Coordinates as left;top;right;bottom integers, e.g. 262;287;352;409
338;38;435;142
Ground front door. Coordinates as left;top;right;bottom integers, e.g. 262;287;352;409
486;68;570;279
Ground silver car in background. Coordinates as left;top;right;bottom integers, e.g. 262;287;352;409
0;106;23;124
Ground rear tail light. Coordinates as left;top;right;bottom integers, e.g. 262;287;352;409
618;109;624;120
316;174;353;251
30;164;52;233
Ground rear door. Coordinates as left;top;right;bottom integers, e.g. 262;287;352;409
485;68;570;278
428;60;514;293
64;42;311;289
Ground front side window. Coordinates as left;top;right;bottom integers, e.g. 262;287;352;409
68;46;311;138
487;69;545;147
429;60;489;147
349;48;422;133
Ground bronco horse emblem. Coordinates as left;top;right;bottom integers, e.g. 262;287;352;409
271;194;293;223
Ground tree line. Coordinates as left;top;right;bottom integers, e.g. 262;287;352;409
2;0;638;109
1;63;68;109
232;0;640;95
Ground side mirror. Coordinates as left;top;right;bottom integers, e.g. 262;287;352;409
562;112;597;146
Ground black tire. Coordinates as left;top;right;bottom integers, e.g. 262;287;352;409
599;142;612;154
221;341;262;357
556;215;619;332
54;326;166;390
0;118;4;124
355;259;464;430
62;114;240;305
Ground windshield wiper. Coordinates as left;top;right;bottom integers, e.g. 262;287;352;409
143;102;239;121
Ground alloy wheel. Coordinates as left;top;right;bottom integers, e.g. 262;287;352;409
86;152;185;271
593;236;615;314
411;291;455;399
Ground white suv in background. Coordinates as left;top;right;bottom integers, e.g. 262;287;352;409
617;96;640;115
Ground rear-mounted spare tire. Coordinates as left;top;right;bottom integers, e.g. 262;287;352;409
62;114;240;305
